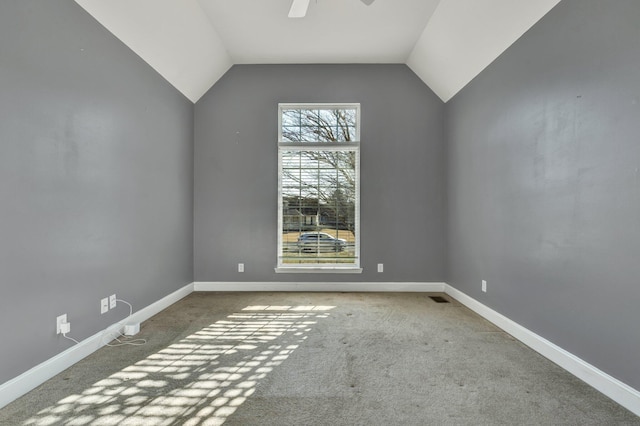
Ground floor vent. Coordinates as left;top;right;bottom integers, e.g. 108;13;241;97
429;296;450;303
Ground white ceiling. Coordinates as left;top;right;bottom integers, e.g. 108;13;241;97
74;0;562;103
199;0;440;64
407;0;563;101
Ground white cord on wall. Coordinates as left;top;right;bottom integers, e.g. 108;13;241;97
62;333;80;345
59;319;80;344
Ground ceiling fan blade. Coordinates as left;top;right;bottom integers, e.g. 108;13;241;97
288;0;310;18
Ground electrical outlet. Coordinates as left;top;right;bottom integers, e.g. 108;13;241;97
482;280;487;293
109;294;117;309
101;297;109;314
238;263;244;273
56;314;68;334
377;263;384;273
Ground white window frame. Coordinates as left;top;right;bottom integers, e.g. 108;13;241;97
275;103;362;273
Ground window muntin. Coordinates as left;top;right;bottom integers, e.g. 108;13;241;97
277;104;360;272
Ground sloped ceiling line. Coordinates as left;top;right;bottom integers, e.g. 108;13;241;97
74;0;562;103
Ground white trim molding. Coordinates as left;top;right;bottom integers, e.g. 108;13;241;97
126;283;194;328
3;281;638;417
0;282;194;410
194;281;446;293
444;284;640;417
274;267;363;274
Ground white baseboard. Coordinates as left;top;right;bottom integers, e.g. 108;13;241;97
194;281;446;292
0;282;194;410
444;284;640;417
3;281;638;417
126;283;194;327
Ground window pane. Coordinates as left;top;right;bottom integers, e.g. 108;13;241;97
335;126;356;142
340;109;357;126
282;126;301;142
280;148;357;265
281;110;300;127
318;109;338;127
300;126;318;142
280;107;358;143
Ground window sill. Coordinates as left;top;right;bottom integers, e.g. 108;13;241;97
274;266;363;274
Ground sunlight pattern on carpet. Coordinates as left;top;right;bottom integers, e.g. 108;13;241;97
24;305;334;426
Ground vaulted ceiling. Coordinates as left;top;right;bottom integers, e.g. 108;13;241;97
74;0;562;103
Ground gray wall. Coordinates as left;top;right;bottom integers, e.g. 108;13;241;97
0;1;194;384
6;0;636;402
195;64;445;282
446;0;640;389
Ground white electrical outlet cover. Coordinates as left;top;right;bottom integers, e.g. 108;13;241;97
101;298;109;314
109;294;116;309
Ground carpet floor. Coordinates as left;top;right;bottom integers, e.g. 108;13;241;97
1;292;638;425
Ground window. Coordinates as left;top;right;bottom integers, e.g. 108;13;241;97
276;104;361;273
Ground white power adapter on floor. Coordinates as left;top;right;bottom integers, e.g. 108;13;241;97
123;323;140;336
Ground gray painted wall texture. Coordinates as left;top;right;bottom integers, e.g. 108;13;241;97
446;0;640;389
3;0;639;404
0;1;194;384
194;64;446;282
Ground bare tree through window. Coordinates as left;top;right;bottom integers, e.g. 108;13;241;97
278;105;360;267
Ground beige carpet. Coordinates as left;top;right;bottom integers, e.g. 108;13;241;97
1;292;638;425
